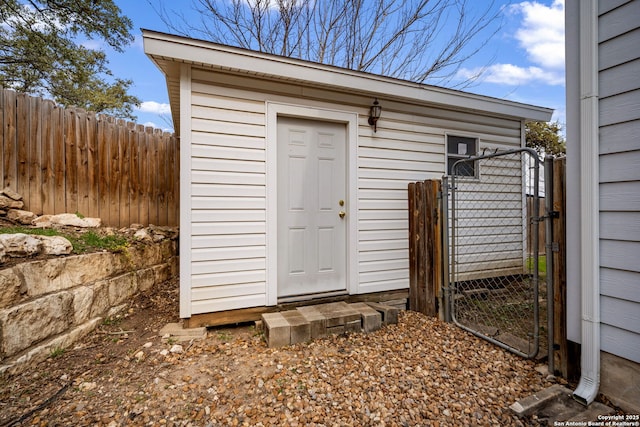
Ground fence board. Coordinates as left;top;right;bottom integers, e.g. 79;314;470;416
167;131;178;226
64;108;78;214
148;128;159;225
118;119;130;228
76;109;89;216
109;118;121;227
129;125;142;225
16;93;29;200
86;112;99;218
41;100;54;214
3;90;17;190
139;128;150;225
408;180;441;317
52;105;65;213
28;96;42;214
0;89;178;227
97;115;110;225
0;88;4;189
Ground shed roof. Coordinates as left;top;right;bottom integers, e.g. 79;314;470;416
142;29;553;133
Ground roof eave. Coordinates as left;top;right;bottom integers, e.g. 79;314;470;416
142;29;554;124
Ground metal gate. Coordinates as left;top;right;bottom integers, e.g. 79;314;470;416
444;148;542;358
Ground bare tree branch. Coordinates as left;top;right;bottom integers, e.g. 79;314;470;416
150;0;504;86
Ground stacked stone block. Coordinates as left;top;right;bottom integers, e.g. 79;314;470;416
261;301;399;348
0;240;178;375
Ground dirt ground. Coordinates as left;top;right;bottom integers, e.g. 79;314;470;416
0;273;570;427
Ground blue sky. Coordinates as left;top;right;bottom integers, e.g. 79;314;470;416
102;0;565;132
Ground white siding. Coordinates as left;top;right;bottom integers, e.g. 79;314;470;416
356;111;523;293
188;78;268;315
185;67;526;312
597;0;640;363
450;153;526;282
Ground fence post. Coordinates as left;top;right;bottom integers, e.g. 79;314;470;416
552;158;568;377
441;176;451;322
545;156;555;375
408;180;439;317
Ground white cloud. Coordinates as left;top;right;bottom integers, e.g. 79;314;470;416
459;63;564;86
138;101;171;115
510;0;565;69
81;39;104;50
456;0;565;87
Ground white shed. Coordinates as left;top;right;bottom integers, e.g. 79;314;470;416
143;30;552;326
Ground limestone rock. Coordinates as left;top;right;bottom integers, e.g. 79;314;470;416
0;233;42;258
1;187;22;201
0;292;73;357
0;195;24;210
0;269;24;309
71;286;94;325
38;235;73;256
133;228;153;242
16;252;119;297
6;209;36;225
32;215;53;228
48;213;101;228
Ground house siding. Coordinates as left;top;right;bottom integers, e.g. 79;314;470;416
182;67;525;313
597;0;640;362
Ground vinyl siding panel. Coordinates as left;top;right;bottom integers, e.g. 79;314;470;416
601;324;640;363
599;120;640;155
184;67;527;312
188;77;268;314
357;111;522;292
598;0;640;362
601;268;640;303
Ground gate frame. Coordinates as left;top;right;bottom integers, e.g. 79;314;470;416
443;147;543;359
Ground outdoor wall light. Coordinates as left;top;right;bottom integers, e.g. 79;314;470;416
368;98;382;132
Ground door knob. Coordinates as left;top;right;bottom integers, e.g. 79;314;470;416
339;211;346;219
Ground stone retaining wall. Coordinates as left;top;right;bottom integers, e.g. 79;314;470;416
0;240;178;375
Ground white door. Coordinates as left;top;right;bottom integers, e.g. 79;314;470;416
277;117;347;298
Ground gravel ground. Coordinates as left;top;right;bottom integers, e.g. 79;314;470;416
0;278;556;426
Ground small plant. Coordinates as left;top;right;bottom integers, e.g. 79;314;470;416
217;331;232;342
75;211;85;219
0;226;130;255
49;347;65;359
0;226;59;237
102;315;122;326
68;231;129;254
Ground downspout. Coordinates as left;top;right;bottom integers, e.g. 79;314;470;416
573;0;600;406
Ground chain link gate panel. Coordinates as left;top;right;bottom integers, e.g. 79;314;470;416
446;148;542;358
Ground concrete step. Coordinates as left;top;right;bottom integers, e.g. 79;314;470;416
510;384;615;425
261;302;398;348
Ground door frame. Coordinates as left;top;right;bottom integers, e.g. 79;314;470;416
266;102;359;305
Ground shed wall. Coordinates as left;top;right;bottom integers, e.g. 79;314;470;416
184;67;523;316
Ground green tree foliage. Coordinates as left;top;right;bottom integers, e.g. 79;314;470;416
525;121;566;156
0;0;140;119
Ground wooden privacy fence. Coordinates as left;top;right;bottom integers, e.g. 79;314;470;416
0;89;179;228
408;179;442;318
